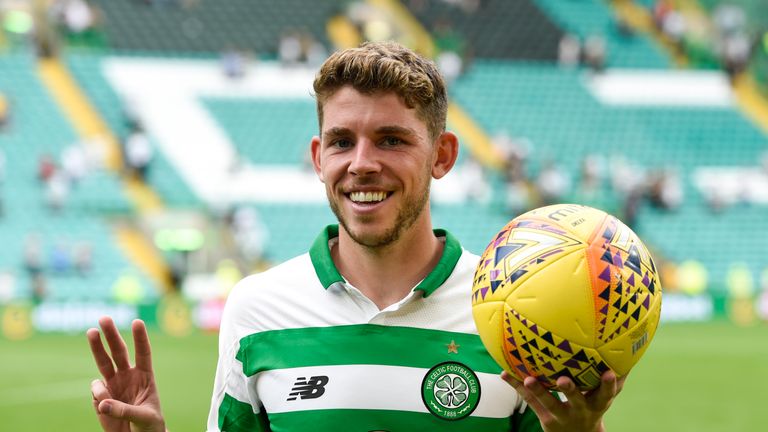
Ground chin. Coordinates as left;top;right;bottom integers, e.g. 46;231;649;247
344;222;401;249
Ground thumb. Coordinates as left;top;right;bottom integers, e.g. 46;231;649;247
98;399;161;425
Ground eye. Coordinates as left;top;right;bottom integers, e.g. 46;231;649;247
381;136;404;147
331;138;353;149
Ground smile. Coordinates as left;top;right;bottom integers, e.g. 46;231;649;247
348;191;389;203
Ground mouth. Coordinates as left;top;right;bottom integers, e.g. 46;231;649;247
346;190;390;205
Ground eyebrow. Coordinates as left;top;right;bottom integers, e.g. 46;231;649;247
322;127;353;141
375;125;418;137
322;125;418;140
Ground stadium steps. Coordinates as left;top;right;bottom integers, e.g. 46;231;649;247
371;0;437;57
37;59;122;170
36;56;173;294
65;53;200;208
326;14;362;50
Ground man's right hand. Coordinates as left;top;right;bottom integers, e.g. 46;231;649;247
87;317;166;432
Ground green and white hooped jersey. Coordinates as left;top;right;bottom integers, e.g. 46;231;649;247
207;225;542;431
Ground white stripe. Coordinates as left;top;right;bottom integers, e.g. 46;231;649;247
255;364;517;418
585;69;734;107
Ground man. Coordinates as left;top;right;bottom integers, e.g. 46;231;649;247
88;41;623;431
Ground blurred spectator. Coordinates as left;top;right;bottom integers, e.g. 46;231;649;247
609;154;646;197
535;159;571;206
302;32;328;68
61;142;90;186
74;241;93;277
49;242;72;274
505;179;532;217
574;154;603;205
121;95;142;131
652;0;674;31
230;206;269;265
23;234;44;277
220;48;247;79
433;18;468;84
53;0;96;36
38;153;57;184
168;251;187;292
32;0;59;57
278;30;303;67
720;31;752;79
648;169;683;211
45;170;70;212
0;271;15;303
462;156;490;204
558;33;581;68
713;4;746;36
661;11;686;50
621;185;643;230
0;92;10;131
124;124;153;182
31;273;47;304
493;131;531;183
583;35;607;72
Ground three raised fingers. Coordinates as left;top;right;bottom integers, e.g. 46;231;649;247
87;328;116;380
131;319;153;372
99;317;132;371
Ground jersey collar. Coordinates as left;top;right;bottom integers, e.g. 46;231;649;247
309;224;463;297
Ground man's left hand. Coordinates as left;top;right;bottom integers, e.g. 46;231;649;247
502;370;626;432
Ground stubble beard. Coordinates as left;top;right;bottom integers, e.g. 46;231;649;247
328;179;431;250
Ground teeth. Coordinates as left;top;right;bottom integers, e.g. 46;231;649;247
350;191;388;203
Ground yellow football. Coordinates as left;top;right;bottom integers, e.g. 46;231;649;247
471;204;662;390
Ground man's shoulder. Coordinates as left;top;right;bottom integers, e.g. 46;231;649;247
228;253;318;300
242;253;312;282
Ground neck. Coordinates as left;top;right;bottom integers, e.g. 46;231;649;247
333;219;444;310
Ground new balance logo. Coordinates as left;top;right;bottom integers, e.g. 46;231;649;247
286;376;329;401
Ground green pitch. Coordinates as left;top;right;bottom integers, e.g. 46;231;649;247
0;320;764;431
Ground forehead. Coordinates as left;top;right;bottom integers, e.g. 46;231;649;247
320;86;428;136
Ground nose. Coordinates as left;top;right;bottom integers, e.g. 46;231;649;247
348;139;381;176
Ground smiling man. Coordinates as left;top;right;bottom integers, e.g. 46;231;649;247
88;41;623;432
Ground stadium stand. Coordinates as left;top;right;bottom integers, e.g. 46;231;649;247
0;51;156;302
90;0;342;55
66;53;201;208
533;0;671;68
2;0;766;308
404;0;563;61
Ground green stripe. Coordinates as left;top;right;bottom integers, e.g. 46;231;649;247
414;229;463;297
267;408;513;432
218;393;270;432
513;407;544;432
236;324;502;376
308;224;464;296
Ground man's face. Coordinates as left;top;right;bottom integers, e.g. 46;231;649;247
311;86;453;249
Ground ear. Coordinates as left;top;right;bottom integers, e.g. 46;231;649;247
431;131;459;179
310;136;324;182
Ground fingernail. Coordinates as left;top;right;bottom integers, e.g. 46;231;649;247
100;402;111;414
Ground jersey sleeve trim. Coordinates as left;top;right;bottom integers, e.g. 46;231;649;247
217;393;270;432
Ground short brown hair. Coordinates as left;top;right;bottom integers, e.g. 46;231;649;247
313;41;447;142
